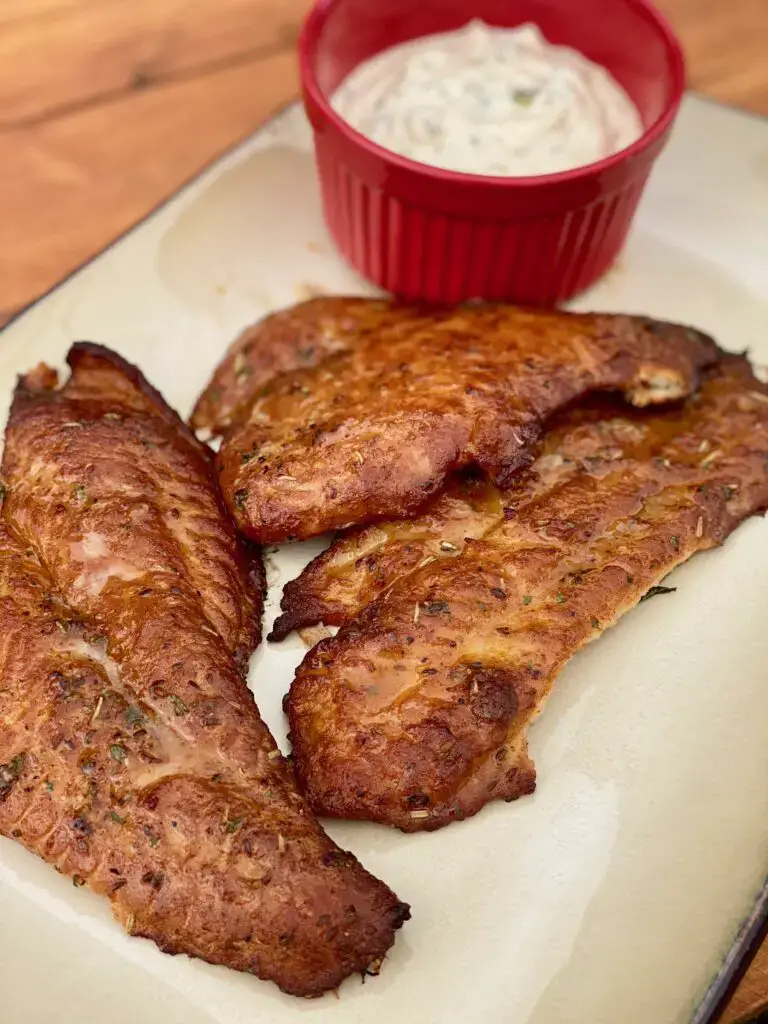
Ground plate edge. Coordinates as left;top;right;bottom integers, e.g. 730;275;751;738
693;871;768;1023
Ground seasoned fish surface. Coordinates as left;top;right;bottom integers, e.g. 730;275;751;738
269;473;504;641
8;346;265;668
271;407;663;641
286;358;768;832
216;300;718;542
270;439;613;641
0;344;408;996
191;297;429;437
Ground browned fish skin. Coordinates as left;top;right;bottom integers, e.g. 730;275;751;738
286;357;768;832
216;301;718;543
191;297;429;437
12;344;265;669
269;418;644;641
268;425;620;642
0;344;408;996
269;473;503;641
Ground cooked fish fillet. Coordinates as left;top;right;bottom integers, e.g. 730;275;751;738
270;399;671;641
0;344;408;995
191;297;429;437
269;440;618;642
269;473;504;641
8;348;265;669
286;357;768;832
216;300;718;543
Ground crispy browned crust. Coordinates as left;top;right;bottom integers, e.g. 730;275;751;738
0;344;408;996
285;357;768;832
269;417;633;641
12;343;264;667
269;473;503;641
270;438;607;641
191;297;428;437
216;300;719;543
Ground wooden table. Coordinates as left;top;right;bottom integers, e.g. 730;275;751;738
1;1;767;1019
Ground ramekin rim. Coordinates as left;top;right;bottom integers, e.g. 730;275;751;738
299;0;686;190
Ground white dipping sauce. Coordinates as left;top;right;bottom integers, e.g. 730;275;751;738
332;21;644;177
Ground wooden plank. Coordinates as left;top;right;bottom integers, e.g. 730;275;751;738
656;0;768;115
4;0;759;130
0;47;299;311
0;0;310;126
722;942;768;1023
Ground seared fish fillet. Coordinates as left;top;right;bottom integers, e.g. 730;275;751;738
270;424;638;641
192;297;428;437
0;344;408;995
286;357;768;832
7;350;265;666
269;473;504;641
216;299;718;543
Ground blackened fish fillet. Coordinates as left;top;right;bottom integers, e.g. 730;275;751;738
191;297;427;438
216;299;718;543
270;470;557;641
286;357;768;832
0;344;408;995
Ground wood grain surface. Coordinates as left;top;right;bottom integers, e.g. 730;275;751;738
1;1;767;1020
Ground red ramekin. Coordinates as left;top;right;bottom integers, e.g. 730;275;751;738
299;0;685;306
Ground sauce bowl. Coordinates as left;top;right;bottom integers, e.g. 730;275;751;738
299;0;685;305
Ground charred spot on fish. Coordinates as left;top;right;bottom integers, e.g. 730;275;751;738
504;765;537;797
406;792;430;808
0;753;25;801
322;849;352;868
466;667;519;724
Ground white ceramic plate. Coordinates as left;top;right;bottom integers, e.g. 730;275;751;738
1;96;767;1024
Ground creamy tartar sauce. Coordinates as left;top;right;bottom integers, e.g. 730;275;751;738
332;21;643;177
